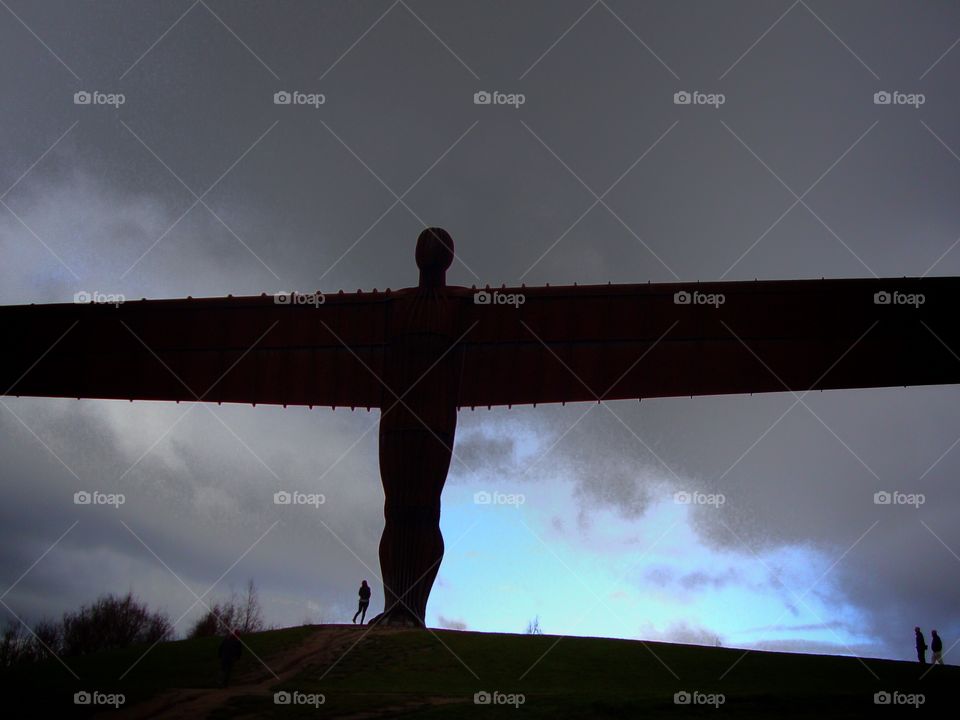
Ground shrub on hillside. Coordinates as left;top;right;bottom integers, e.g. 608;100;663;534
60;592;173;656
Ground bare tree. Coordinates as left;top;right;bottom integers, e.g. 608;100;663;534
0;620;27;668
238;579;265;633
188;579;265;638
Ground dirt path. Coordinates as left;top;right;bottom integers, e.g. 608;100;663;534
111;625;395;720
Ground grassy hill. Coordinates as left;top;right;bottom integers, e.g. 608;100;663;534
1;624;953;717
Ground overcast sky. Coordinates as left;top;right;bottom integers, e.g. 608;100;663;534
2;0;960;679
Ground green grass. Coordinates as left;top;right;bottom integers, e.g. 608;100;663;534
0;625;315;715
249;629;953;718
3;625;955;717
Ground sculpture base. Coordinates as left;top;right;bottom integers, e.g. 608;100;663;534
366;609;426;628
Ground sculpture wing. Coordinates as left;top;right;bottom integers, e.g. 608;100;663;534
0;293;388;408
456;278;960;407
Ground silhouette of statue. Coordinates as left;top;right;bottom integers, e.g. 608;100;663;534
371;228;460;625
2;228;959;628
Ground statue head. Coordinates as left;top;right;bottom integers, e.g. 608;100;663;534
416;227;454;287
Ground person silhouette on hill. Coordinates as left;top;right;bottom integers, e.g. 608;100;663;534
218;628;242;687
915;627;927;665
353;580;371;624
931;630;943;665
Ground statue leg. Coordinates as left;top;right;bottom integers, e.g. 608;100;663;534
373;408;455;626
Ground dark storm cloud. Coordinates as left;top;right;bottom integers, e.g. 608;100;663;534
2;0;960;661
450;428;517;476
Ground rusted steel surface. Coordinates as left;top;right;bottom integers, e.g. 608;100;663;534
457;277;960;407
0;292;389;409
4;278;956;410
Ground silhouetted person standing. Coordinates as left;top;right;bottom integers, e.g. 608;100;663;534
353;580;371;624
218;628;242;687
915;627;927;665
931;630;943;665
